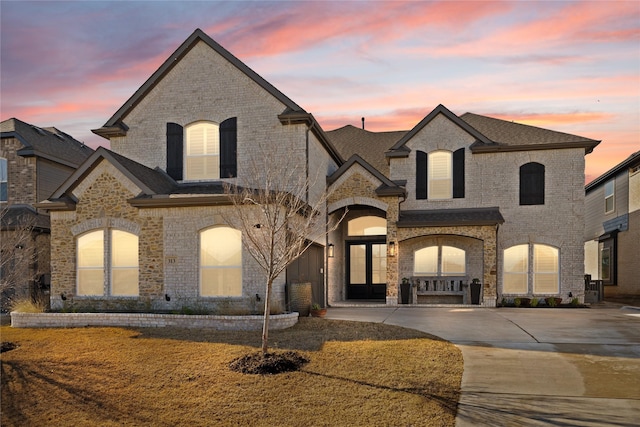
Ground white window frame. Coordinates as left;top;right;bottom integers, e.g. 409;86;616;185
200;226;243;297
185;121;220;181
414;245;466;276
604;180;615;214
0;157;7;202
502;243;559;295
76;229;139;297
428;150;453;200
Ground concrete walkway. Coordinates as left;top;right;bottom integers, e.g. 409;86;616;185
325;304;640;426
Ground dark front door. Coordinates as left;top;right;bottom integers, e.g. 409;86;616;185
347;241;386;299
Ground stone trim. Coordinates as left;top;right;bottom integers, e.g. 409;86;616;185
11;311;299;331
71;217;141;236
328;197;388;214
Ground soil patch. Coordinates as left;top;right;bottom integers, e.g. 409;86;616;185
229;350;309;374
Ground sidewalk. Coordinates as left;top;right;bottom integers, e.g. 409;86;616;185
325;305;640;426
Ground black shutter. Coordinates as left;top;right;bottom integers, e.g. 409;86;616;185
520;162;545;205
220;117;237;178
416;150;427;200
453;148;465;199
166;123;183;181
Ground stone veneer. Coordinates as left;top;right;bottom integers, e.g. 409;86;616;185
11;311;299;331
50;160;164;311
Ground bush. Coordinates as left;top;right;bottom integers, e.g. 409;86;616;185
530;298;539;307
10;298;46;313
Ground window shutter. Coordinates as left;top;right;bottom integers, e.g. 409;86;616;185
416;150;427;199
453;148;465;198
166;123;183;181
219;117;237;178
520;162;545;205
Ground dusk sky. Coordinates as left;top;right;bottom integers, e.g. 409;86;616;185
1;1;638;183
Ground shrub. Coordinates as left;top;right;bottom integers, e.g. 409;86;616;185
571;297;580;307
514;298;521;307
10;298;46;313
530;298;539;307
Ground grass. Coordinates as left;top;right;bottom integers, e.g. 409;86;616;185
1;318;463;426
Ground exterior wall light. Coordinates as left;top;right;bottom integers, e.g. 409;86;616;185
389;241;396;257
327;243;335;258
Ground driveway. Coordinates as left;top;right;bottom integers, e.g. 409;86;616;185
325;304;640;426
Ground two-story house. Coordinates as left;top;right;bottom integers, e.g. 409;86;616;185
584;151;640;301
38;29;600;313
1;118;93;310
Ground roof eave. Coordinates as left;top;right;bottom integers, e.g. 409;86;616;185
128;194;232;208
91;123;129;140
470;140;601;154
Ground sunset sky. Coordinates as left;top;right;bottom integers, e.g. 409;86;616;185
1;1;638;184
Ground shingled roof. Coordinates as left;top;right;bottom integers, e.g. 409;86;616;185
398;207;505;227
325;125;407;175
461;113;600;153
1;118;93;167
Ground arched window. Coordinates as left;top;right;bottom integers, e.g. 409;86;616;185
503;243;559;294
520;162;545;205
185;121;220;180
77;229;139;296
416;149;464;200
347;216;386;236
414;245;466;276
200;226;242;296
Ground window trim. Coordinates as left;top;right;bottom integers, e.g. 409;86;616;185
0;157;7;203
76;229;139;297
184;121;220;181
502;243;559;295
199;226;243;297
604;179;615;214
414;245;466;277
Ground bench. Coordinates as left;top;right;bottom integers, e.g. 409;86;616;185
410;276;470;304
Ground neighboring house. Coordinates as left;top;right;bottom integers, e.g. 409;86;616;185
0;118;93;309
38;29;600;313
584;151;640;299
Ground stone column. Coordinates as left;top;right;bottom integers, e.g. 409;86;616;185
384;197;399;305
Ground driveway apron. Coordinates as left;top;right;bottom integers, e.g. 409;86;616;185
324;305;640;426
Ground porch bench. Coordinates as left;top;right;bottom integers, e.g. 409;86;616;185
410;276;470;305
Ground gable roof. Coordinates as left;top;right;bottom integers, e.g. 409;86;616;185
461;113;600;154
386;104;494;158
326;125;407;176
49;146;176;202
327;154;405;197
1;118;93;167
585;151;640;192
93;28;306;138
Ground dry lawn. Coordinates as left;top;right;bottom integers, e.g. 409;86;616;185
1;318;463;426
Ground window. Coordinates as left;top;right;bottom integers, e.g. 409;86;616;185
503;243;559;294
520;162;545;205
0;157;7;202
414;245;466;276
347;216;386;236
416;149;464;200
604;180;615;213
77;229;139;296
429;151;452;199
200;226;242;296
166;118;237;181
186;121;220;180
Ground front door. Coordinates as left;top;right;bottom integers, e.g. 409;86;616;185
347;241;386;299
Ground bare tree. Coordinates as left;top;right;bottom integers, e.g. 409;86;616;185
223;138;343;355
0;207;44;311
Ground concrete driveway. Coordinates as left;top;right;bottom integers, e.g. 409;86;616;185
325;304;640;426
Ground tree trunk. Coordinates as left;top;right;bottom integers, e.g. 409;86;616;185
261;279;273;355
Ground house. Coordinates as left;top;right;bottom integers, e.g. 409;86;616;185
584;151;640;300
38;29;600;313
0;118;93;310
